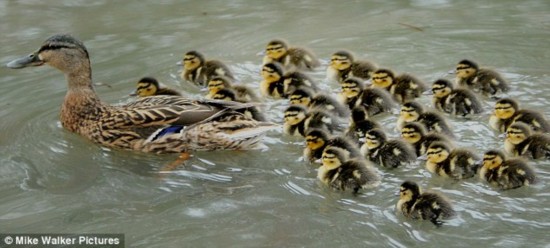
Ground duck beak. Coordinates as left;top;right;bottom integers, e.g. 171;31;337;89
7;52;44;69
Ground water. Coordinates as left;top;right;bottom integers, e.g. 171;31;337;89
1;0;550;247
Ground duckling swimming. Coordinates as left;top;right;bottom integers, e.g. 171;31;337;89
263;39;320;71
131;77;182;97
400;122;454;157
455;59;509;97
480;150;536;190
210;88;266;121
304;128;362;163
397;101;453;137
338;77;366;109
362;129;417;168
396;181;455;226
327;50;377;83
260;62;285;98
206;76;258;103
489;98;550;133
425;142;479;179
288;87;349;118
505;123;550;159
283;105;338;137
371;69;427;104
283;71;319;95
318;147;381;193
339;77;395;116
346;107;382;144
432;79;483;116
180;50;235;87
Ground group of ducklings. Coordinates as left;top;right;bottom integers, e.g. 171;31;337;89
134;39;549;226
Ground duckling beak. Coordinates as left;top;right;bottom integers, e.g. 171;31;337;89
7;52;44;69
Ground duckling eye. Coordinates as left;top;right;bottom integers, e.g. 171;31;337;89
372;75;388;81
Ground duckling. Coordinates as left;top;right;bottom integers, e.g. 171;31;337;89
432;79;483;116
206;76;259;103
362;129;417;168
210;88;266;121
180;50;235;87
371;69;427;104
260;62;285;98
505;123;550;159
480;150;536;190
327;50;377;83
283;105;338;137
338;77;366;109
396;181;455;226
489;98;550;133
288;87;349;118
357;87;397;117
318;147;381;193
345;107;382;144
304;128;362;163
397;101;453;137
425;142;479;179
339;77;396;116
455;59;509;97
400;122;454;157
283;71;319;95
131;77;182;97
262;39;320;71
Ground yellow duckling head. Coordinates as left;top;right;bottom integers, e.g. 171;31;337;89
482;150;505;170
133;77;161;97
284;105;307;126
330;50;354;71
261;62;284;82
494;98;519;120
426;142;451;164
211;88;237;101
432;79;453;98
400;101;423;123
400;122;425;144
399;181;421;203
506;123;531;145
305;128;329;151
182;50;205;71
265;39;289;60
371;69;395;89
455;59;478;79
365;129;386;150
288;87;313;107
207;76;233;96
321;147;347;171
341;77;365;98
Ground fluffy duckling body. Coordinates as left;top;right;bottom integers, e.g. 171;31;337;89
455;59;509;97
327;50;377;83
132;77;182;97
397;101;453;137
401;122;453;157
289;87;349;118
371;69;427;104
397;181;455;226
480;150;536;190
425;142;479;179
210;88;266;121
318;147;381;193
283;105;338;137
304;128;362;163
263;39;320;71
180;50;234;87
339;77;395;116
489;98;550;133
260;62;286;98
338;77;366;109
362;129;417;168
283;71;319;95
346;107;382;144
505;123;550;159
432;79;483;116
206;76;259;103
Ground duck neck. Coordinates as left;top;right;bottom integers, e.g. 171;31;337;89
60;67;103;133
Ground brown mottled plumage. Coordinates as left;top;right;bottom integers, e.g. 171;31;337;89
8;34;276;153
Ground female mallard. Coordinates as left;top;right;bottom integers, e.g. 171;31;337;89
131;77;182;97
7;34;276;154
